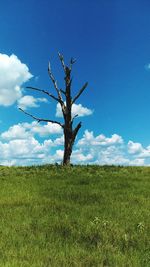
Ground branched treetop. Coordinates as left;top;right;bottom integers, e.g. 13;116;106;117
19;52;88;128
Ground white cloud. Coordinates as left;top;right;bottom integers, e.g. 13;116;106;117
0;137;55;166
97;155;130;166
0;53;32;106
53;149;64;161
71;149;93;163
1;121;63;141
128;141;143;154
129;158;145;166
88;144;129;165
136;146;150;158
0;121;150;166
1;124;31;140
56;103;93;118
127;141;150;159
53;135;64;146
17;95;47;110
28;121;63;136
77;130;123;147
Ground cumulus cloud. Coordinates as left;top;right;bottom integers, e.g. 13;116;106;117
27;121;63;136
52;149;64;162
0;53;32;106
77;130;123;147
128;141;143;154
0;122;63;165
127;141;150;159
136;146;150;158
56;103;93;117
129;158;145;166
0;122;150;166
0;137;53;165
17;95;47;110
94;146;129;165
71;149;93;163
1;121;62;140
53;135;64;146
1;124;31;140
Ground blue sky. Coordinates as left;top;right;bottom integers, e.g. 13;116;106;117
1;0;150;165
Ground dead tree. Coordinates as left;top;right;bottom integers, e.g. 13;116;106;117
19;53;88;165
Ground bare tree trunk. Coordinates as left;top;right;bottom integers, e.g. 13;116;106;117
63;128;73;165
63;121;82;165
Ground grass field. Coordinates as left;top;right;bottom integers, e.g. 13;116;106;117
0;165;149;267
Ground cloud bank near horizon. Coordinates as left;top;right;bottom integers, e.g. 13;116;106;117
0;121;149;166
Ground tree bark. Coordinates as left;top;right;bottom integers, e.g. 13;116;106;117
61;64;82;165
62;67;72;165
62;122;82;165
63;129;73;165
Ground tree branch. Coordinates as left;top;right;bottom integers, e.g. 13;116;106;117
71;114;78;126
48;62;63;101
48;61;66;116
58;52;66;73
72;82;88;104
19;108;64;128
26;86;63;104
60;89;66;95
72;114;78;121
70;57;76;71
73;122;82;139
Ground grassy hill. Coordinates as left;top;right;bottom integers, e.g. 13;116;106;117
0;165;149;267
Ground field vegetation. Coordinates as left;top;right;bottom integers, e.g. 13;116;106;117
0;165;149;266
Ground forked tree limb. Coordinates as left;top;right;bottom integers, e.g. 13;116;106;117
48;62;59;94
71;114;78;123
58;52;76;72
48;61;66;116
72;82;88;104
70;57;76;71
73;122;82;139
60;89;66;95
26;86;63;104
71;114;78;128
19;108;64;128
48;62;63;102
58;52;66;73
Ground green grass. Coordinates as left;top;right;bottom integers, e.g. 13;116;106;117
0;165;149;266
